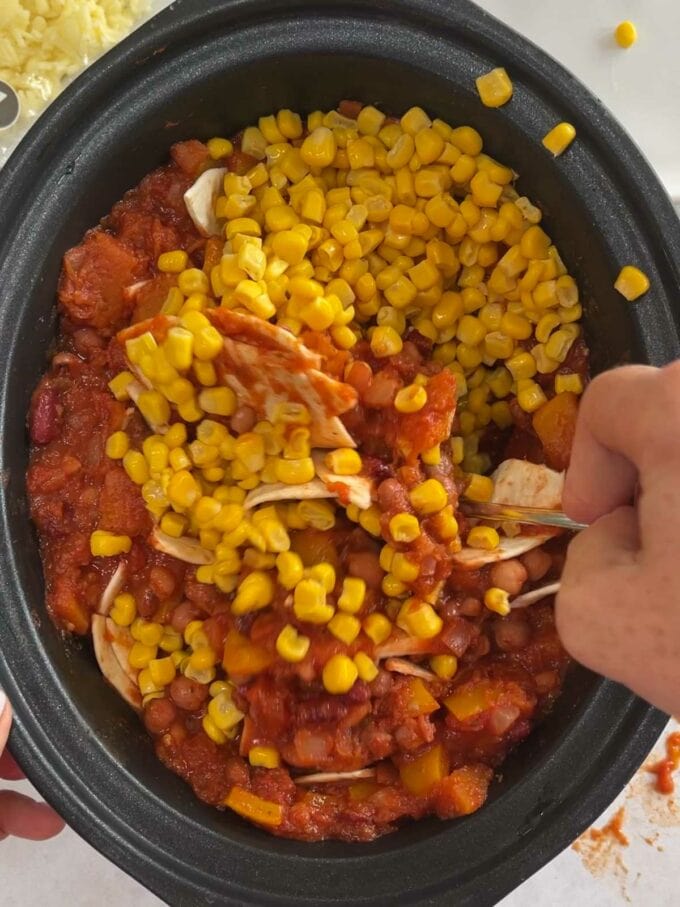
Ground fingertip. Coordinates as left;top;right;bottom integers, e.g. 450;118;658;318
27;802;66;840
0;790;66;841
0;749;24;781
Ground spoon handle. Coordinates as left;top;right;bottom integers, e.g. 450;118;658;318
462;502;587;532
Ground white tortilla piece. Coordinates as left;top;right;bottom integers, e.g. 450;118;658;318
103;617;139;686
209;310;358;449
127;379;168;433
210;308;319;363
491;459;564;510
510;581;561;609
123;280;152;302
375;635;438;660
183;167;227;237
149;527;215;565
244;478;333;509
92;615;142;711
119;310;358;449
295;768;376;785
452;533;553;569
312;452;373;509
97;562;126;615
384;658;437;681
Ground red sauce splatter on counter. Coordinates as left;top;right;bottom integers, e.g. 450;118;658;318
587;807;630;847
572;807;630;890
646;731;680;794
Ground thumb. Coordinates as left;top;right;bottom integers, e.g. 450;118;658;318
555;506;639;674
561;505;639;575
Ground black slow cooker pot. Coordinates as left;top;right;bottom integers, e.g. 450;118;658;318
0;1;676;904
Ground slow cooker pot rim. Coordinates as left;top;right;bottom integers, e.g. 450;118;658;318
0;1;674;905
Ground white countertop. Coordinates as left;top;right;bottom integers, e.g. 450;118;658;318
3;1;680;904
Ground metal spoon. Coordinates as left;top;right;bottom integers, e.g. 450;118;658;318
461;501;587;532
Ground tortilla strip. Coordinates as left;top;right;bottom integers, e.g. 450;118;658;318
312;452;373;509
118;311;358;449
510;581;560;609
127;378;169;433
209;308;319;363
92;615;142;711
295;769;376;785
209;310;357;449
184;167;227;237
149;527;215;565
375;636;439;659
244;478;333;509
384;658;437;681
452;533;553;569
244;458;372;509
97;562;127;616
491;459;564;510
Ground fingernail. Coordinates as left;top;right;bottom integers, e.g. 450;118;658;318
0;687;6;716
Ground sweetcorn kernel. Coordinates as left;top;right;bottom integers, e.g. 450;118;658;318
476;68;513;108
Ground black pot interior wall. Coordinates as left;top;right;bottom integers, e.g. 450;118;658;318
6;47;612;820
0;2;676;904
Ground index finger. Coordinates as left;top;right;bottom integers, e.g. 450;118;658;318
0;750;23;781
563;364;679;524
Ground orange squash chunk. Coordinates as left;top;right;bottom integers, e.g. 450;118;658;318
400;743;449;796
532;391;579;471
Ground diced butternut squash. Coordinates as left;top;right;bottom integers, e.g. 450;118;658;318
349;781;381;801
444;680;496;720
399;743;449;796
225;786;283;826
532;391;579;471
223;629;275;676
433;765;493;817
404;677;440;716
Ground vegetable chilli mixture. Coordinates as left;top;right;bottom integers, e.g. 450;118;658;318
28;98;587;841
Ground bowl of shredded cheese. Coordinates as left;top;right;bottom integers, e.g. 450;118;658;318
0;0;152;166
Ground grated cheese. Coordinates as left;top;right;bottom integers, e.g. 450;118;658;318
0;0;150;120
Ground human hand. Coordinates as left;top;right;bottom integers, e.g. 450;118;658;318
556;362;680;717
0;690;65;841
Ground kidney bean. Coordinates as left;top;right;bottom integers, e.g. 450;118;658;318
30;385;60;445
149;565;177;599
171;601;202;633
170;676;209;711
230;405;256;434
346;551;383;588
404;330;432;359
376;478;411;514
144;696;177;734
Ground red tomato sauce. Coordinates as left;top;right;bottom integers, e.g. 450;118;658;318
27;137;574;841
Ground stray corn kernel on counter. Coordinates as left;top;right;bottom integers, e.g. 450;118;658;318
28;98;592;841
